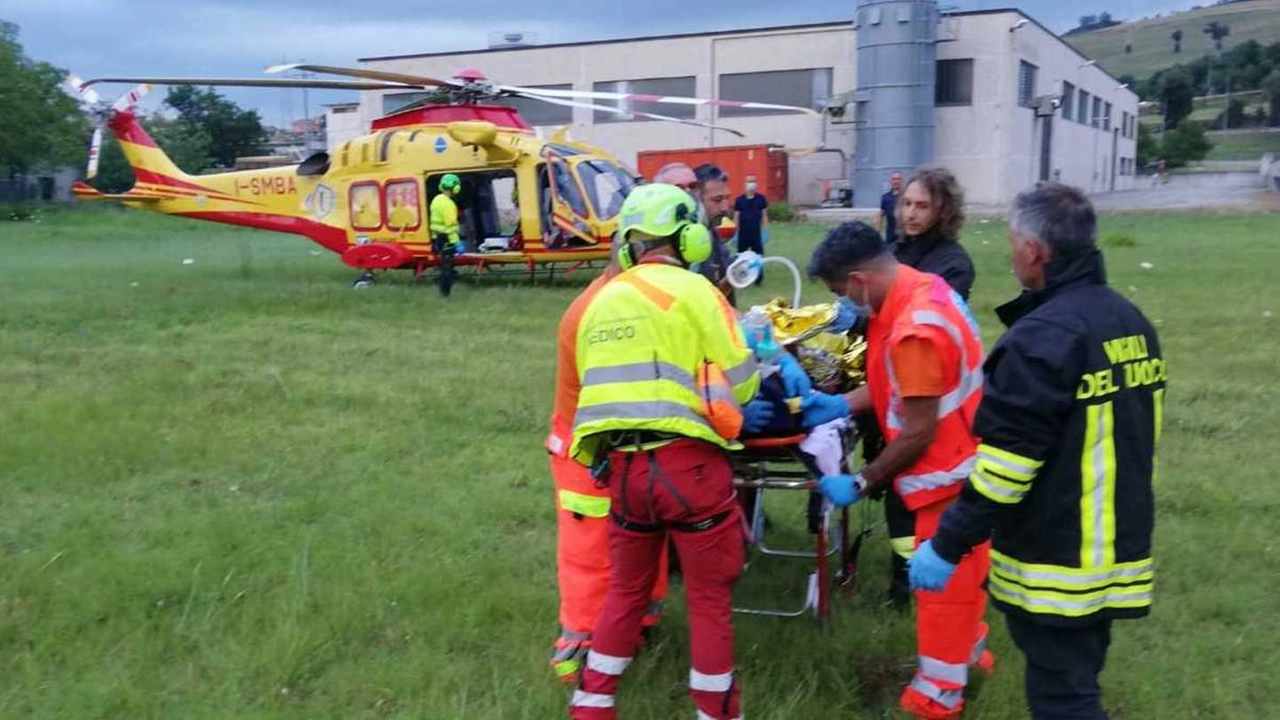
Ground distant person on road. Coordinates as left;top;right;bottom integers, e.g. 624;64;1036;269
878;171;904;245
732;175;769;285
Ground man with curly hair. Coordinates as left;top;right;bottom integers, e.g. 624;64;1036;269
897;167;976;301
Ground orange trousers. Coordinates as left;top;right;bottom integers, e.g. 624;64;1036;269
551;455;668;644
900;498;992;719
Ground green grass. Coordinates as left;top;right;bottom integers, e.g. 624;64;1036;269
2;206;1279;718
1205;128;1280;160
1066;0;1280;81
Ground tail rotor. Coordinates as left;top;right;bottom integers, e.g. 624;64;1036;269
63;74;153;180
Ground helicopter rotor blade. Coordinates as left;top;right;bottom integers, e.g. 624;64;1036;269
500;84;822;117
82;76;417;91
111;83;154;112
266;63;460;89
86;127;103;179
513;93;745;138
64;73;102;106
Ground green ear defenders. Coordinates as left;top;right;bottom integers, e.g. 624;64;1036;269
615;183;712;271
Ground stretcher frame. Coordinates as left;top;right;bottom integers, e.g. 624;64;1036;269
730;430;873;624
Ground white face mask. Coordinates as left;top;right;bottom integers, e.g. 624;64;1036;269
746;182;758;193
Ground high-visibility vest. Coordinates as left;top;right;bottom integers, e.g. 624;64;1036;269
546;272;615;459
570;262;760;464
428;193;460;243
866;265;985;510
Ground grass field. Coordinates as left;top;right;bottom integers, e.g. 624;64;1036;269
1205;128;1280;160
1066;0;1280;81
3;206;1279;719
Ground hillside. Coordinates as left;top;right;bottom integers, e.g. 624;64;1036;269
1066;0;1280;81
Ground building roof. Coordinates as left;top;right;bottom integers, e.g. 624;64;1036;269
359;8;1134;97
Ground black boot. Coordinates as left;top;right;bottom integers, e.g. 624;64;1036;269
887;552;912;612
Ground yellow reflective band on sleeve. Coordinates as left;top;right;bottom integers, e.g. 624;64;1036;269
977;444;1044;481
970;466;1031;505
890;536;917;560
1152;388;1165;487
989;576;1153;618
990;550;1154;591
1080;402;1118;569
554;658;582;678
559;489;611;518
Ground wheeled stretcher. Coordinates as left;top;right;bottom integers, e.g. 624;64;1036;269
730;428;876;624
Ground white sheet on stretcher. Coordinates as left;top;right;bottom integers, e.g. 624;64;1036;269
799;418;849;477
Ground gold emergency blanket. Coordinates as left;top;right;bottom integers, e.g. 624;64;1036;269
759;299;867;392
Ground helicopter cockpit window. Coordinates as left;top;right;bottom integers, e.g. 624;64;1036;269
551;161;590;219
385;179;421;231
576;160;635;221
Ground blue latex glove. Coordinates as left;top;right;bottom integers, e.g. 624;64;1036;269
742;399;775;435
774;352;813;399
800;391;850;429
762;228;770;245
818;473;865;508
909;540;959;592
453;241;465;254
830;297;862;333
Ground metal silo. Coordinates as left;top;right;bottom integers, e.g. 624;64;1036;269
852;0;938;207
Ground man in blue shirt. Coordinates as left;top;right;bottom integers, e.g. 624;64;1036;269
878;171;903;245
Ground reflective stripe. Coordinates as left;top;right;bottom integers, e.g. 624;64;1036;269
990;550;1154;591
970;463;1032;505
1080;402;1118;568
885;310;984;431
690;668;735;692
976;444;1043;482
571;690;615;708
582;361;697;392
723;357;759;388
908;675;964;710
587;651;632;676
554;659;580;677
890;536;916;560
1153;388;1165;486
616;272;675;311
574;400;711;431
899;456;974;496
557;629;592;643
969;628;988;665
697;712;744;720
559;489;611;518
989;578;1153;617
919;656;968;686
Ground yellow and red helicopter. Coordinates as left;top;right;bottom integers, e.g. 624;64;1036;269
66;65;820;284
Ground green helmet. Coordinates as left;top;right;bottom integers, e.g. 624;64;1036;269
618;183;699;241
440;173;461;192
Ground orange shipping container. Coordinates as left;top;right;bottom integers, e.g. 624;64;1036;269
636;145;789;205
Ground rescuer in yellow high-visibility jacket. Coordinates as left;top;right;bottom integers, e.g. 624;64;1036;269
429;173;463;297
568;183;773;720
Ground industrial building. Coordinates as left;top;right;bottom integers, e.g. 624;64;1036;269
328;5;1138;207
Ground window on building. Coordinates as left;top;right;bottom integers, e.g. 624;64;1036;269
1120;111;1129;137
1102;100;1112;130
936;59;974;106
1062;82;1076;120
718;68;833;117
1092;97;1102;127
1078;89;1091;124
1018;61;1038;108
593;76;696;123
498;84;574;126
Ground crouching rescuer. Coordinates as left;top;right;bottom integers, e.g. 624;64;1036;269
567;183;773;720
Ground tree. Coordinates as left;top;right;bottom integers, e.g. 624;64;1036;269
1159;65;1196;129
1225;97;1245;128
1265;69;1280;126
1136;122;1158;168
93;114;212;193
165;85;265;169
1161;121;1213;167
0;21;86;180
1172;29;1183;54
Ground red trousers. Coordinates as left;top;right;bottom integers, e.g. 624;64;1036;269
550;455;668;681
901;498;992;719
570;439;745;720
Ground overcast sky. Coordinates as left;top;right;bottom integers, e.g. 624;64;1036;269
11;0;1199;127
